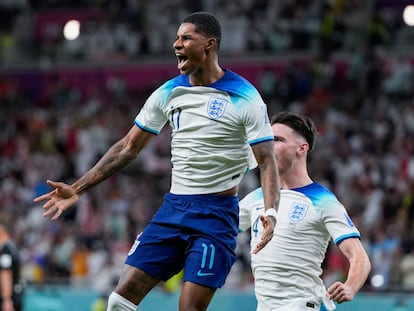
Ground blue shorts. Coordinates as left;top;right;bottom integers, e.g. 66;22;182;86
125;192;239;288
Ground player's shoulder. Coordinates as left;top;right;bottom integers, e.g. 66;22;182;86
215;70;262;100
158;74;190;91
222;69;252;85
293;181;334;196
148;74;190;104
293;182;340;206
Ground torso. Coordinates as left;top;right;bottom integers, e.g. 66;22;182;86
135;70;273;195
238;183;360;308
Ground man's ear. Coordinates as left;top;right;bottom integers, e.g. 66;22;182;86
205;38;216;51
298;142;309;154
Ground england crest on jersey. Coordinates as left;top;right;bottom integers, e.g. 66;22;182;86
207;97;228;119
289;203;309;222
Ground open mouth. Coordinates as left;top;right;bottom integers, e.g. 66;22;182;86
176;54;188;70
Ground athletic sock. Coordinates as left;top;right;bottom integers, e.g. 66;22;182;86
106;292;137;311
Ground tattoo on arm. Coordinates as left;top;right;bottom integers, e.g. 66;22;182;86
253;141;280;210
73;137;138;194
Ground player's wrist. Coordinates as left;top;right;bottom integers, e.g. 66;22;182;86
264;208;277;218
264;208;277;226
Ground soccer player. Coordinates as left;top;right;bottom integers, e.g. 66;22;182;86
34;12;280;311
239;111;371;311
0;221;24;311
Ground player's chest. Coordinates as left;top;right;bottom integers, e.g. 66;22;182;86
166;91;238;121
276;202;320;232
252;200;321;234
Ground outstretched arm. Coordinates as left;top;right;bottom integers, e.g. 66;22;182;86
34;126;154;220
327;238;371;303
251;140;280;254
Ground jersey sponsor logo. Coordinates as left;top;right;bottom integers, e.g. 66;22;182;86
207;97;228;119
288;203;309;222
197;270;215;277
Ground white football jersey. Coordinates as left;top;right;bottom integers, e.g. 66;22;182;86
239;182;360;311
135;70;273;194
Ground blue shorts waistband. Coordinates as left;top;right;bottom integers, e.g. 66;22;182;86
166;192;239;207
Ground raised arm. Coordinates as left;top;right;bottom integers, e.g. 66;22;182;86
327;238;371;303
251;140;280;254
34;126;154;220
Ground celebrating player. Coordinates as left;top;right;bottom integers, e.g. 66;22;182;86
239;111;371;311
34;12;280;311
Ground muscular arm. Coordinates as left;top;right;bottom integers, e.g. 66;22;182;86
327;238;371;303
72;126;153;195
251;140;280;253
251;140;280;212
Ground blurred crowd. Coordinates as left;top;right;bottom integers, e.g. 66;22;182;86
0;0;414;298
1;0;414;65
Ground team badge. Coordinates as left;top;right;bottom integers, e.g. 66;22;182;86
207;97;228;119
288;203;309;222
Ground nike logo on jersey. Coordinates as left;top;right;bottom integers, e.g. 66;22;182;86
197;270;214;277
255;206;264;211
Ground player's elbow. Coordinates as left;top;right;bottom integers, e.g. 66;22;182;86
364;254;372;275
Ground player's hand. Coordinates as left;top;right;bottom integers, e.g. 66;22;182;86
252;215;276;254
33;180;80;220
326;281;355;303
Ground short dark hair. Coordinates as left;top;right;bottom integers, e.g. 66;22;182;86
181;12;221;50
271;111;318;152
